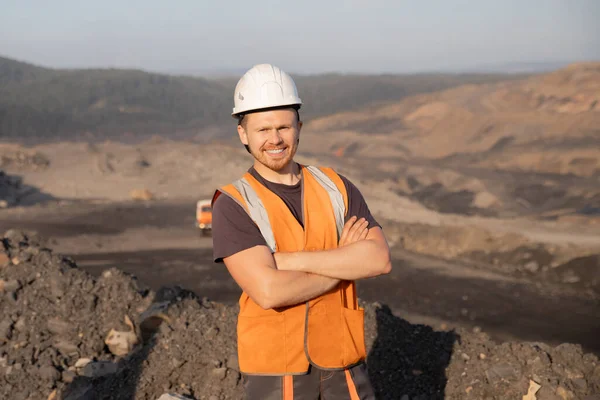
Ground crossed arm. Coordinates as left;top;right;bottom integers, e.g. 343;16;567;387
222;216;392;310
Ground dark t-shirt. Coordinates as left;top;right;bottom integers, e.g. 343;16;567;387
212;165;380;263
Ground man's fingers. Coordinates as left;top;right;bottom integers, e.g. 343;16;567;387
339;217;370;246
359;222;369;240
339;216;358;246
338;216;354;246
348;218;367;241
340;216;357;240
355;219;369;241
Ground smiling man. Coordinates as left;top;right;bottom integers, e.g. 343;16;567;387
211;64;392;400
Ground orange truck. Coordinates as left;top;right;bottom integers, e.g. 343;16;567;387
195;199;212;236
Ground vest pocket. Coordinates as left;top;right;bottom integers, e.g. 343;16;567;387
342;307;367;365
237;314;286;373
305;306;367;369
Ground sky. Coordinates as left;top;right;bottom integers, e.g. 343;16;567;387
1;0;599;76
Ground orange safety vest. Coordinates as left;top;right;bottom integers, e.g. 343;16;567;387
212;164;367;375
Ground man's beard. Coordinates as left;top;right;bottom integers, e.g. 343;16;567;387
250;141;298;171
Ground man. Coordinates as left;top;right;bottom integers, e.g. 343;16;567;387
211;64;391;399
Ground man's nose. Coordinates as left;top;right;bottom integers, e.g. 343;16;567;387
267;129;283;143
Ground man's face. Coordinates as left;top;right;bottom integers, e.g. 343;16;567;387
238;109;302;172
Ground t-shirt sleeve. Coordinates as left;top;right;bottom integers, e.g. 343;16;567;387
338;174;381;230
211;192;270;263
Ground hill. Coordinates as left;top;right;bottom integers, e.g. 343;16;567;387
305;62;600;165
301;62;600;219
0;56;528;142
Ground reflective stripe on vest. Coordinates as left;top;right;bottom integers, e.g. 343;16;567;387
231;178;277;252
231;166;346;252
304;165;345;238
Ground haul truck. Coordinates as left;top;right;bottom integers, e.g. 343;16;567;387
196;199;212;236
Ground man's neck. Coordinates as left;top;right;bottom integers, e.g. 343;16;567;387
253;161;301;186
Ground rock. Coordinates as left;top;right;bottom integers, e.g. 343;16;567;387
54;339;79;357
556;386;575;400
157;394;193;400
473;191;500;209
62;370;77;383
522;379;541;400
47;318;71;335
48;277;65;299
130;188;154;201
524;261;539;273
562;274;581;284
104;315;139;356
39;365;61;382
205;326;219;338
226;354;239;371
212;367;227;380
0;279;21;292
74;358;92;369
14;317;26;332
0;253;9;266
485;363;521;383
0;319;13;342
160;393;194;400
3;229;26;243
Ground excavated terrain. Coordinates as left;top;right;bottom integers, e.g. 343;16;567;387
1;230;599;400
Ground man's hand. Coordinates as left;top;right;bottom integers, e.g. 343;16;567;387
338;216;369;247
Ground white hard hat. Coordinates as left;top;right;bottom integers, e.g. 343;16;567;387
232;64;302;117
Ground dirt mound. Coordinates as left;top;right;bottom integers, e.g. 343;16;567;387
0;149;50;171
73;290;243;400
0;170;23;208
364;304;600;400
1;231;598;400
0;230;153;399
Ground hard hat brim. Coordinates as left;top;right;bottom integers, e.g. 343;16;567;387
231;102;302;118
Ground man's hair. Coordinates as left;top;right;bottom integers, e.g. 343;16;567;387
237;106;301;153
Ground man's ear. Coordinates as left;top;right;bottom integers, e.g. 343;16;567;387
237;124;248;145
296;120;302;145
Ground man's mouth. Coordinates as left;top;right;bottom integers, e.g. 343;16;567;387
265;148;285;154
